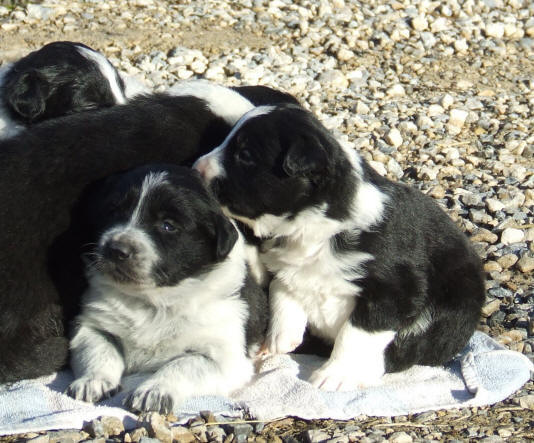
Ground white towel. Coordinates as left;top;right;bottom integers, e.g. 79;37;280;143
0;332;532;436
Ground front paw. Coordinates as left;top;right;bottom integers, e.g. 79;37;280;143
309;360;382;392
66;376;120;402
124;383;176;414
261;323;305;356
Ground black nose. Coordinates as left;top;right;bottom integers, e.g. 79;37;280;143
103;240;133;261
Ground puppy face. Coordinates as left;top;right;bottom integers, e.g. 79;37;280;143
82;165;238;289
194;105;356;228
3;41;125;124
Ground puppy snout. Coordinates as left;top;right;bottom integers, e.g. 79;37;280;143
193;153;224;183
103;240;134;262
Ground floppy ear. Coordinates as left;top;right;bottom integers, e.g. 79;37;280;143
214;213;239;259
6;70;50;122
282;135;329;178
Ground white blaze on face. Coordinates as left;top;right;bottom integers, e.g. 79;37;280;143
76;45;127;105
193;105;276;184
94;172;169;285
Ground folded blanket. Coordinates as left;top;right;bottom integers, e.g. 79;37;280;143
1;332;532;436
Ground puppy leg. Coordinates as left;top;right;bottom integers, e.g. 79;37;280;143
125;343;253;414
67;325;125;402
262;279;308;355
309;321;395;391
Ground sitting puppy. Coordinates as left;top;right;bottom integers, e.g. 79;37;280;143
194;104;486;391
0;81;295;383
66;165;267;413
0;41;130;139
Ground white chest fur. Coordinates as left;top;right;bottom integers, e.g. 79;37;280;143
255;159;388;343
262;225;372;341
80;286;247;372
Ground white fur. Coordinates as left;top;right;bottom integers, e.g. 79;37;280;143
309;322;395;391
131;171;168;225
77;45;127;105
167;79;255;125
69;182;254;411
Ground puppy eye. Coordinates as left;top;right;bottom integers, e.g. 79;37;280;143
235;148;254;165
161;221;176;232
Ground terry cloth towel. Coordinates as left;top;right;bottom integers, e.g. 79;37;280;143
0;331;532;436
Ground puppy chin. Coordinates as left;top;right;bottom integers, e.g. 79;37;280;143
86;263;154;293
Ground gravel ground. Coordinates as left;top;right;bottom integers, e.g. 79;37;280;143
1;0;533;441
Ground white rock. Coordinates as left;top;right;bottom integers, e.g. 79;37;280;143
441;94;454;109
449;109;469;128
428;104;444;117
385;128;403;148
190;60;207;74
445;148;460;161
319;70;348;89
431;17;449;33
355;101;370;114
389;431;413;443
501;228;525;245
337;47;353;62
387;158;404;179
485;22;505;39
454;38;468;52
486;198;505;213
387;84;406;97
369;161;387;176
411;15;428;31
26;4;54;20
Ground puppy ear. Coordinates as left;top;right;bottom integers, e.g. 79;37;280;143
214;214;239;260
6;70;50;122
282;135;328;178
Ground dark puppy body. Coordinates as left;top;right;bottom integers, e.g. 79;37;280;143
194;104;485;390
67;165;267;413
0;41;127;138
0;84;296;383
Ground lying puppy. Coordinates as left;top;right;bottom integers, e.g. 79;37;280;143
66;165;267;413
0;82;295;383
0;41;129;139
194;104;486;390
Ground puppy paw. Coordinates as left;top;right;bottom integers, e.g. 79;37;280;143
309;360;382;392
124;384;176;414
262;324;305;355
66;376;120;403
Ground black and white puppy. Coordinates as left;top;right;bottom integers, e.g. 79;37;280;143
0;41;128;139
0;81;295;383
194;104;486;391
66;165;267;413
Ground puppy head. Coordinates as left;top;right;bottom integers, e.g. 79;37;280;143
2;41;125;124
194;105;354;231
81;165;238;289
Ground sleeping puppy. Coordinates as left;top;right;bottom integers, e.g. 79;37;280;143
194;104;486;391
0;81;295;383
66;164;268;413
0;41;130;139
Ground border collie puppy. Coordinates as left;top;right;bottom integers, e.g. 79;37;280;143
66;165;267;413
0;82;296;383
194;104;486;391
0;41;127;139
